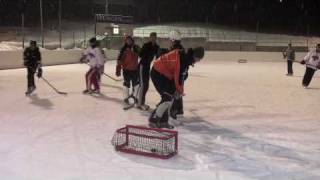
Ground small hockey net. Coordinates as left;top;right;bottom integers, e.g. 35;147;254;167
111;125;178;159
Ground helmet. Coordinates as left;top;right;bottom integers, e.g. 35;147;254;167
169;30;181;41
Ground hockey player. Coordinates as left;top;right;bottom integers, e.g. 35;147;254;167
283;43;295;76
149;47;205;129
23;40;42;95
300;44;320;88
116;35;141;106
168;30;185;118
137;32;159;110
81;38;105;94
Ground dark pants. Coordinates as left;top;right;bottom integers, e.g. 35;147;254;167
302;67;316;87
138;63;151;105
287;60;293;74
151;68;175;123
27;66;36;88
123;69;139;88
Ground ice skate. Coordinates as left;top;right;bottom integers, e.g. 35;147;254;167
25;86;36;96
82;89;93;94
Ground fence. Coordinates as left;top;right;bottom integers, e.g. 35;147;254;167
133;28;320;49
2;26;320;51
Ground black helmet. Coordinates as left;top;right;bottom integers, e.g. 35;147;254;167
30;40;37;46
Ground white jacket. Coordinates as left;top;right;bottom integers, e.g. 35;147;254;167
303;50;320;70
83;47;106;68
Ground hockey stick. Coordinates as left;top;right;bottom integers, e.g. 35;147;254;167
123;95;138;110
103;72;123;82
83;63;122;82
293;60;319;69
41;77;68;95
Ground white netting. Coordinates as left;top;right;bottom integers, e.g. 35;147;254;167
111;126;177;158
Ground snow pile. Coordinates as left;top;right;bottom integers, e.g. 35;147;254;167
0;41;23;51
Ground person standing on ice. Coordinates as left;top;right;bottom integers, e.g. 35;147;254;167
149;47;205;129
136;32;159;111
23;40;42;95
116;35;141;105
81;37;105;94
283;43;295;76
300;44;320;88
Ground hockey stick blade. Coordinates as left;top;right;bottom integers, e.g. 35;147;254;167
41;77;68;95
123;104;135;110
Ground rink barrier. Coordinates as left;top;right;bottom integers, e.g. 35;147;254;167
0;49;119;70
0;50;309;70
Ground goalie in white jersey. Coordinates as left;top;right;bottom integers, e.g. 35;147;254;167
300;44;320;88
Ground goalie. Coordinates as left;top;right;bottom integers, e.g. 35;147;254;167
149;47;205;129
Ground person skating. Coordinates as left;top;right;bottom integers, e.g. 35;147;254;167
116;35;141;106
23;40;42;95
136;32;159;110
300;44;320;88
81;38;105;94
283;43;295;76
149;47;205;129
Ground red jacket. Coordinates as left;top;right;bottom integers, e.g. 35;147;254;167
153;50;183;94
118;48;139;71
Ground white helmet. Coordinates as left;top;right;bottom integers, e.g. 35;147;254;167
169;30;182;41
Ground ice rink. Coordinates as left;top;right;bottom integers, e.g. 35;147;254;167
0;57;320;180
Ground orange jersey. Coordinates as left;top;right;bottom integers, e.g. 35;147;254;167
118;48;139;71
153;50;183;94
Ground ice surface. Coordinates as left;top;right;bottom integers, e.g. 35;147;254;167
0;55;320;180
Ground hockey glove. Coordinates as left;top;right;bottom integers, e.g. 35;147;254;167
300;60;306;65
116;65;121;77
173;91;182;100
37;67;43;78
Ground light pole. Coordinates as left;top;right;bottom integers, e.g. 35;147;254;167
59;0;62;49
105;0;109;14
40;0;44;48
21;0;26;48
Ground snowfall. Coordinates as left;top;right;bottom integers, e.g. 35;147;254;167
0;56;320;180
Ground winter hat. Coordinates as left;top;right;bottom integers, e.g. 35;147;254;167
89;37;97;44
169;30;181;41
193;47;205;59
30;40;37;46
150;32;157;37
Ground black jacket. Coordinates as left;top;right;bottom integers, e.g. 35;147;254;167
139;41;159;66
23;47;41;67
179;49;194;84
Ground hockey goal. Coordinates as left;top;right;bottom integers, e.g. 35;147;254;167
111;125;178;159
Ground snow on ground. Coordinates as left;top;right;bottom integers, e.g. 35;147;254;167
134;23;320;46
0;56;320;180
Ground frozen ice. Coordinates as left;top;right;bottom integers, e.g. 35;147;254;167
0;56;320;180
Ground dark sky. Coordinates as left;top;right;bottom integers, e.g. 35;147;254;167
0;0;320;35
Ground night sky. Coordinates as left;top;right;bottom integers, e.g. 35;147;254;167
0;0;319;35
